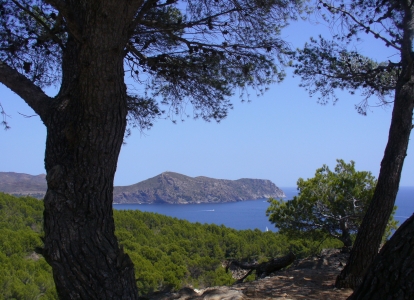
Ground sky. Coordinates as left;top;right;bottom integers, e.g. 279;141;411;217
1;17;413;188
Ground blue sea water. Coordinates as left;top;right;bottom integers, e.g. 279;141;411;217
113;186;414;232
394;186;414;224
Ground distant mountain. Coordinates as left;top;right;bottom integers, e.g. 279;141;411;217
0;171;285;204
0;172;47;199
113;171;285;204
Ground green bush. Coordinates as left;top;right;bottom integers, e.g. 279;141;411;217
267;160;398;248
0;193;57;299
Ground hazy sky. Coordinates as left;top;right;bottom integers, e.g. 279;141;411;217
1;18;412;188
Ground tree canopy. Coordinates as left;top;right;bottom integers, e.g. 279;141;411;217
267;159;397;248
0;0;300;129
290;0;402;114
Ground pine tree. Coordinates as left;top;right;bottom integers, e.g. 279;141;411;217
291;0;414;292
0;0;301;297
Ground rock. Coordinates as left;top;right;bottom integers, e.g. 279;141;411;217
0;171;285;204
190;287;247;300
142;249;352;300
113;171;285;204
293;248;349;270
141;286;246;300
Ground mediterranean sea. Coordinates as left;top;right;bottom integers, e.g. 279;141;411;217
113;186;414;232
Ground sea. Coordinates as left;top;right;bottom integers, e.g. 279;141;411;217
113;186;414;232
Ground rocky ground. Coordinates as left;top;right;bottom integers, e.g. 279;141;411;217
142;249;354;300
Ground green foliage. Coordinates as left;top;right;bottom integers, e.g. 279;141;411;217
267;160;397;248
0;193;57;299
1;192;342;298
291;36;397;113
114;209;340;295
290;1;405;115
383;205;399;244
0;0;303;129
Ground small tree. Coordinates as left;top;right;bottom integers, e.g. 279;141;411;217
267;160;397;249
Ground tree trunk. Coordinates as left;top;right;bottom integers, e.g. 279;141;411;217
348;213;414;299
339;221;352;250
40;2;139;298
224;252;296;282
335;3;414;287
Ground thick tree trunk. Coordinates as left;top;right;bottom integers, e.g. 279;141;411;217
348;213;414;299
335;6;414;285
40;2;139;298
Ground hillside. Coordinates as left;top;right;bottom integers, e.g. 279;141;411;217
113;171;285;204
0;192;343;299
0;171;285;204
0;172;47;198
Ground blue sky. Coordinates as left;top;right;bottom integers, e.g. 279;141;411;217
1;18;413;188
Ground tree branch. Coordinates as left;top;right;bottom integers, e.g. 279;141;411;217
130;5;239;38
129;0;158;34
321;1;401;51
224;252;296;282
11;0;65;50
0;61;51;121
43;0;82;42
0;102;11;130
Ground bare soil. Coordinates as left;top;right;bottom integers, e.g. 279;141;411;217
221;248;353;299
141;249;354;300
233;262;353;299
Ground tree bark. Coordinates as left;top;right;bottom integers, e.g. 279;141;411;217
38;1;141;298
339;220;352;250
335;2;414;289
348;213;414;299
335;67;414;289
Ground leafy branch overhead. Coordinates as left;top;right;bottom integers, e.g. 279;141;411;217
291;37;398;114
0;0;299;128
290;0;408;115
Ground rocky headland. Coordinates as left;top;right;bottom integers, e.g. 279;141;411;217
0;171;285;204
114;172;285;204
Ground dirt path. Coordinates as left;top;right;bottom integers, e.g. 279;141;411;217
232;267;352;299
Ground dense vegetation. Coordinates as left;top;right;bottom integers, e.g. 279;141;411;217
267;160;398;249
0;192;342;298
0;193;57;299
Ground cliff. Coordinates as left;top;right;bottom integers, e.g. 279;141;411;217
113;171;285;204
